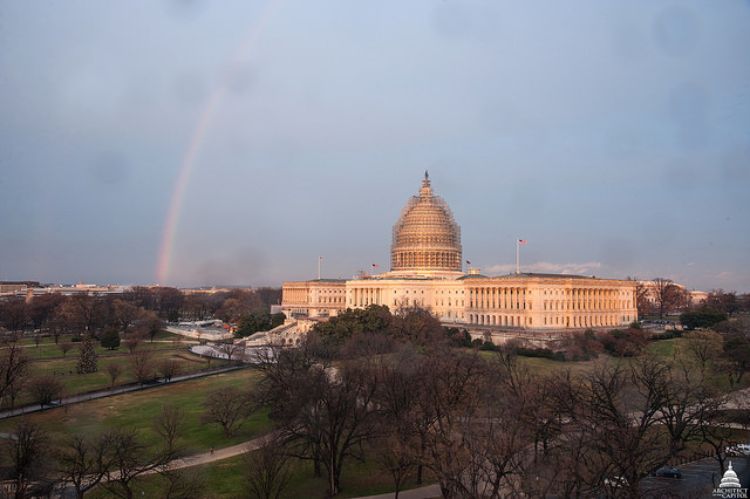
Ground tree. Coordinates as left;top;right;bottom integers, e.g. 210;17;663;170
100;327;121;350
391;306;447;347
0;338;30;409
111;299;140;332
202;387;252;437
27;293;65;333
680;330;724;372
55;432;114;499
680;307;728;330
218;341;243;362
0;299;28;332
244;437;292;499
59;341;74;357
123;334;141;353
235;312;284;338
720;331;750;387
263;354;381;496
650;278;688;319
129;349;155;385
101;407;182;499
635;281;653;317
77;338;98;374
706;289;739;315
28;375;64;407
132;309;163;342
102;426;177;499
158;359;181;383
106;362;123;388
3;421;50;499
556;358;674;498
312;304;393;349
160;469;206;499
154;287;184;322
55;295;106;336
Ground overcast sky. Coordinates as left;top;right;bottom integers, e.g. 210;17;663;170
1;0;749;291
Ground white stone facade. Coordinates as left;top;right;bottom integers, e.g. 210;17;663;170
282;175;638;331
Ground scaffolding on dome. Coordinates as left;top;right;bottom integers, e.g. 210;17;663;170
391;175;462;273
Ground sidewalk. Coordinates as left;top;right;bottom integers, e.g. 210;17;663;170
353;484;442;499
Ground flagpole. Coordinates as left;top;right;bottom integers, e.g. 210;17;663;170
516;239;520;275
318;256;321;280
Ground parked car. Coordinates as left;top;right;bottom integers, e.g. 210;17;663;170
654;467;682;479
604;476;629;488
726;443;750;456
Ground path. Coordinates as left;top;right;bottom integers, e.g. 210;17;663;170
353;484;442;499
158;432;280;472
0;365;246;420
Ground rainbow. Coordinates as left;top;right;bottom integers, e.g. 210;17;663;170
155;0;282;284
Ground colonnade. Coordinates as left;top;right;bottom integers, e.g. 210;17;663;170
468;286;527;310
349;287;383;308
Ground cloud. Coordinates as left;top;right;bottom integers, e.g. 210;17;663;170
484;261;603;276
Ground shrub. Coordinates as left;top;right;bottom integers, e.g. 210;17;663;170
597;328;648;357
100;328;121;350
680;307;728;330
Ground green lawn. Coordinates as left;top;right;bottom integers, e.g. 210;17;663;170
90;449;427;499
0;369;269;456
1;334;230;407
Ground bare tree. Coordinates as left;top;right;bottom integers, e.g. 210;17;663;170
202;386;252;437
3;421;50;499
158;359;182;383
0;337;30;409
55;432;113;499
373;432;417;499
154;405;184;456
244;438;292;499
129;349;155;385
27;375;64;408
160;468;206;499
0;300;28;333
123;334;141;354
102;425;178;499
59;341;74;357
217;341;243;363
106;362;123;388
651;278;688;320
680;330;724;372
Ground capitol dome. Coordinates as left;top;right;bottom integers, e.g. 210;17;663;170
390;172;462;274
720;461;742;489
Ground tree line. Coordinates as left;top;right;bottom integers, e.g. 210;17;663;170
0;287;281;337
242;306;750;498
635;278;750;320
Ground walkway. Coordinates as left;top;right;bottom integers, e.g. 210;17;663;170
158;432;279;472
353;484;442;499
0;365;246;420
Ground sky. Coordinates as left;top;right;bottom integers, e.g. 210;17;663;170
1;0;749;292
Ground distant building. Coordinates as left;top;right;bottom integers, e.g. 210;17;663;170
282;173;638;332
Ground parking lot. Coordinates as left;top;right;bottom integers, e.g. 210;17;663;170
641;457;749;497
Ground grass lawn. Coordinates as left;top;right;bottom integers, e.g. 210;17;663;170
0;368;269;455
90;449;428;499
2;334;230;407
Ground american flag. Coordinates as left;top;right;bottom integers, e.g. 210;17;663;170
518;239;528;246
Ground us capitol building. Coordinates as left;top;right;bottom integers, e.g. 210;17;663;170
281;173;637;334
